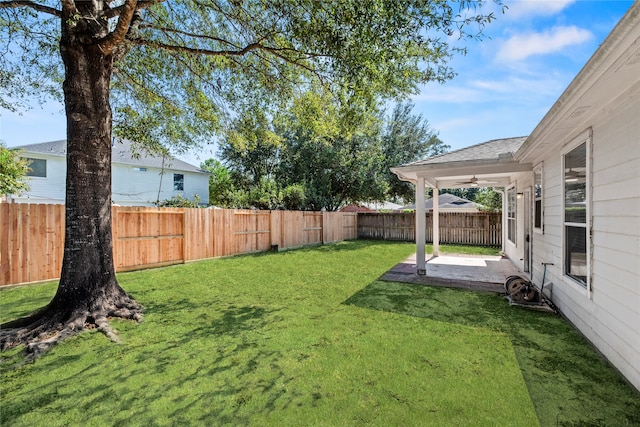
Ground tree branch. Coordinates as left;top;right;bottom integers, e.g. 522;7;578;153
0;0;61;17
129;37;279;57
136;24;238;49
105;0;161;19
98;0;137;55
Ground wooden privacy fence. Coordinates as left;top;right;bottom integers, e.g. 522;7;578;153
357;212;502;247
0;204;357;287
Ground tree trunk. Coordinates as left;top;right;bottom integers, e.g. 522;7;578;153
53;29;129;314
0;4;142;357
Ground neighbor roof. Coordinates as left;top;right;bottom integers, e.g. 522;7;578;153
402;193;479;210
15;139;206;174
402;136;527;167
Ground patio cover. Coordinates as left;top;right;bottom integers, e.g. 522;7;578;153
390;136;532;274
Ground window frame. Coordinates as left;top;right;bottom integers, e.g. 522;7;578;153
173;173;184;191
25;158;47;178
507;186;517;245
562;136;590;290
533;164;543;233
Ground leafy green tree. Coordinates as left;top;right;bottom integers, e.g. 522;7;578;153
247;177;281;210
474;187;502;212
0;144;30;197
155;194;202;207
282;184;306;211
200;158;235;207
218;109;283;186
382;102;450;203
217;90;387;211
0;0;502;355
276;91;387;211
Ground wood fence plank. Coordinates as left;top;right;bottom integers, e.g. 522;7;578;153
2;205;365;286
0;203;10;285
357;212;502;246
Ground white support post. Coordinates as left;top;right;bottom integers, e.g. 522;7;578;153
416;177;426;275
433;189;440;257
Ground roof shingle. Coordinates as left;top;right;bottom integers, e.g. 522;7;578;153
15;139;206;174
403;136;527;167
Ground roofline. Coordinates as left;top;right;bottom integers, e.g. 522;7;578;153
392;156;525;174
15;140;209;175
401;136;527;168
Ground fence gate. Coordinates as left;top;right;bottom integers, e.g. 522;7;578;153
113;207;185;271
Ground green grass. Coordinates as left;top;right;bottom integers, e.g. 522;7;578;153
1;241;638;426
426;243;502;256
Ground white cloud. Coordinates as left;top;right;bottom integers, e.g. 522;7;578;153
503;0;574;19
413;70;568;106
470;73;568;99
411;86;484;103
496;26;593;62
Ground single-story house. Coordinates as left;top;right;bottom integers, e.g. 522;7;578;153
8;138;209;206
339;204;376;213
340;201;404;213
402;192;482;212
392;4;639;391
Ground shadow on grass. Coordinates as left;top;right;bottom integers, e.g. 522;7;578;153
344;280;640;427
0;300;297;426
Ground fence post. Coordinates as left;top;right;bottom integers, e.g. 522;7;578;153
484;213;489;246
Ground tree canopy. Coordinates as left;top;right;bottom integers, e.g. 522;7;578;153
0;0;503;356
213;98;448;210
2;1;502;152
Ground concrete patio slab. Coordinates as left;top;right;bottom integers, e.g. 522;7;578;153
380;253;524;293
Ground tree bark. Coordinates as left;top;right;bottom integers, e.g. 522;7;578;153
53;23;131;314
0;2;142;357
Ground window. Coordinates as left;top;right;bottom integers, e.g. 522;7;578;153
507;187;516;244
564;143;587;286
534;166;543;231
173;173;184;191
133;167;147;172
25;158;46;177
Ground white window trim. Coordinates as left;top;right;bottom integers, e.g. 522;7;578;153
24;157;47;179
533;163;544;235
561;129;592;297
173;173;185;191
506;185;517;245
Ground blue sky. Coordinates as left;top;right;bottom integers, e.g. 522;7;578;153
411;0;633;152
0;0;634;166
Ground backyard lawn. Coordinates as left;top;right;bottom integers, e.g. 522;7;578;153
1;241;638;426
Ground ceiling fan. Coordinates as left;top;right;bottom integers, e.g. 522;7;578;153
565;168;585;182
455;175;498;187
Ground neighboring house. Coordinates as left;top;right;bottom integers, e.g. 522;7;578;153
364;201;404;212
339;204;376;213
392;4;639;391
340;201;404;213
9;139;209;206
402;193;481;213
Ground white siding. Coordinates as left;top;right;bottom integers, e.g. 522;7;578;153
12;155;66;204
532;98;640;391
111;164;208;206
13;158;209;207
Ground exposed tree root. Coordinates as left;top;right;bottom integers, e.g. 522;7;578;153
0;292;143;361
